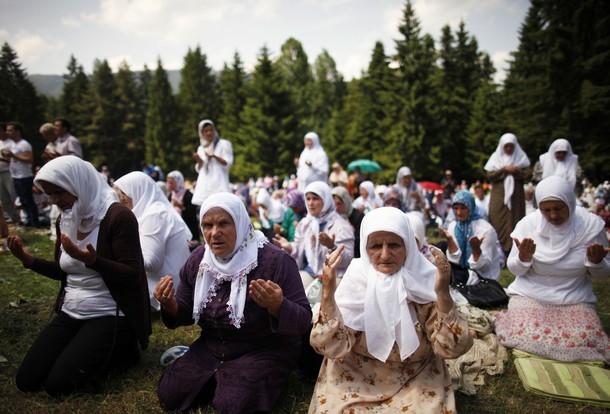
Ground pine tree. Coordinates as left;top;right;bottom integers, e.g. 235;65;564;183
217;52;246;174
113;61;145;175
0;42;44;159
276;38;314;133
144;60;180;174
235;46;296;181
58;55;92;138
310;50;346;140
176;46;221;173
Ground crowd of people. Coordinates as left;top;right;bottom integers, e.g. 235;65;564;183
1;117;609;413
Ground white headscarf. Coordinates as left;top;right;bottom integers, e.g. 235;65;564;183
167;170;187;213
34;155;117;241
335;207;437;362
484;133;530;210
300;181;338;273
511;176;604;264
193;193;268;328
198;119;219;149
114;171;192;241
539;138;579;189
296;132;329;191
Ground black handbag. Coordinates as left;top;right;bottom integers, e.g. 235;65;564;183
452;271;509;309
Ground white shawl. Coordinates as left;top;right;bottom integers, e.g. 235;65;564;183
335;207;437;362
484;133;530;210
539;138;579;189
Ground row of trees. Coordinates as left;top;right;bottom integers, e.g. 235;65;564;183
1;0;608;184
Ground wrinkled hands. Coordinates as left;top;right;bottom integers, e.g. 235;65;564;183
321;244;344;299
153;275;178;316
249;279;283;319
430;246;453;313
587;243;608;265
514;237;536;262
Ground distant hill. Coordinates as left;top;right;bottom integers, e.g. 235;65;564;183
28;70;182;98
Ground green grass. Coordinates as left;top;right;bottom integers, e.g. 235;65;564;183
0;227;608;413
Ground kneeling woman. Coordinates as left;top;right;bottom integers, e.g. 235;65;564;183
309;207;472;413
494;176;610;362
7;156;151;396
154;193;312;413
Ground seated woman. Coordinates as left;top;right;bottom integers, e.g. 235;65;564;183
167;170;200;249
273;188;306;242
273;181;354;293
154;193;312;413
6;156;151;396
494;176;610;362
438;190;502;285
352;180;382;214
309;207;473;412
332;185;364;258
114;171;192;311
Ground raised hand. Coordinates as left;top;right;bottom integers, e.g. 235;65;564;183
60;234;97;265
249;279;284;319
6;236;35;266
430;245;453;313
514;237;536;262
586;243;608;265
153;275;178;316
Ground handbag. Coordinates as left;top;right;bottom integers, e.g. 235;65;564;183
452;271;508;309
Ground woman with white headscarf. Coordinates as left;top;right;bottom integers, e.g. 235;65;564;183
494;176;610;362
533;138;583;191
352;180;382;214
395;166;426;215
332;185;364;258
484;133;532;254
114;171;192;310
6;156;151;396
154;193;311;413
191;119;233;206
273;181;354;291
308;207;472;412
296;131;329;192
167;170;200;247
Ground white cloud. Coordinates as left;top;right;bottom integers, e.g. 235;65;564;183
491;50;511;83
61;16;81;28
5;30;65;68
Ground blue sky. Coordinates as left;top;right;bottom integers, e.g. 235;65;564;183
0;0;529;83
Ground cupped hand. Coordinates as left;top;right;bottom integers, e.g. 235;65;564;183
586;243;608;265
60;234;97;265
6;236;35;266
318;232;336;250
249;279;283;318
153;275;178;315
272;234;291;252
438;227;451;240
469;236;484;250
514;237;536;262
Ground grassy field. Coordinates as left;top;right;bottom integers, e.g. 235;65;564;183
0;227;608;413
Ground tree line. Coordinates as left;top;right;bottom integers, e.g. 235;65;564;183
1;0;608;184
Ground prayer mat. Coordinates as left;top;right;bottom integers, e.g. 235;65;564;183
514;355;610;407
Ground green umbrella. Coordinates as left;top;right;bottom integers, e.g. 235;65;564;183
347;159;382;173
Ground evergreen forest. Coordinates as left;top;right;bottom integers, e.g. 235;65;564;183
1;0;609;184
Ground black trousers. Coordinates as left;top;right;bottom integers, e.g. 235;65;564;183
16;311;139;396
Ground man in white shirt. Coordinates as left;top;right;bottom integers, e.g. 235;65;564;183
0;122;18;223
4;121;38;227
53;118;83;159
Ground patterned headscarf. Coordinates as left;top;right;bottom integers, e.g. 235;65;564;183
452;190;481;268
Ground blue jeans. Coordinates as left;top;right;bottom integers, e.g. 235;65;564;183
13;176;38;226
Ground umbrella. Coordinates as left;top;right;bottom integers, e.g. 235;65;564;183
418;181;443;192
347;159;382;173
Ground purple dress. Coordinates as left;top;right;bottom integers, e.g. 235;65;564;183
157;243;311;413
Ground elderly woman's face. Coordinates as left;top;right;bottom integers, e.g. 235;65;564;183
503;143;515;155
554;150;568;161
202;207;237;257
401;175;412;187
40;181;77;211
539;200;569;226
304;138;313;149
366;231;407;275
306;192;324;217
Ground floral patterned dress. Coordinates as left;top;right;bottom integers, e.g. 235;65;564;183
309;302;472;413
